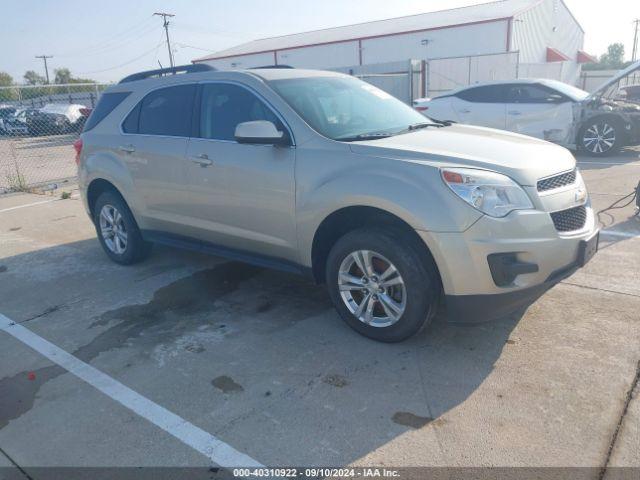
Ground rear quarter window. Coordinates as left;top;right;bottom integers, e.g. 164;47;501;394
83;92;130;132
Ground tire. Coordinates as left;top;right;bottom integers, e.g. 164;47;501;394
326;228;439;343
93;190;152;265
578;118;623;157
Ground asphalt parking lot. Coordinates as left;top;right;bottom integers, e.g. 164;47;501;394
0;149;638;477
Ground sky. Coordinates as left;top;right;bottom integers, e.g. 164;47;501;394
1;0;638;84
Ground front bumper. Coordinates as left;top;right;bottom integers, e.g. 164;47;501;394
417;203;598;323
444;258;581;323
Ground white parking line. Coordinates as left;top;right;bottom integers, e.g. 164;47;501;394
0;313;262;468
601;229;640;239
0;194;80;213
0;199;59;213
577;161;640;166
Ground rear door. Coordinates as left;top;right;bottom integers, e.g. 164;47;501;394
450;85;508;130
505;84;574;142
182;82;297;262
120;84;196;233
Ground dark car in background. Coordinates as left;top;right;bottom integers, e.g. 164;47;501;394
27;103;89;136
0;106;17;135
2;112;29;135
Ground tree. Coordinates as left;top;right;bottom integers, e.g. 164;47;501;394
53;67;95;85
583;43;630;71
23;70;46;85
599;43;625;69
0;71;13;87
54;67;72;84
0;72;15;101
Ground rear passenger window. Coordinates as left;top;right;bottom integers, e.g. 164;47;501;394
137;84;196;137
83;92;130;132
457;85;507;103
199;83;283;141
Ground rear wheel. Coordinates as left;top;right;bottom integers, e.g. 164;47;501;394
579;119;622;157
93;191;151;265
326;228;439;342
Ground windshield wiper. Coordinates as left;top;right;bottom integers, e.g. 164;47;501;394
408;122;443;130
337;132;393;142
432;119;456;126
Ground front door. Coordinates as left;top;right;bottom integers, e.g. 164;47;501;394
183;82;297;263
505;84;574;143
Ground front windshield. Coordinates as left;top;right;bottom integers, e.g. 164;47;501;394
269;76;430;141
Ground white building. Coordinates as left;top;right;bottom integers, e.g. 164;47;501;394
193;0;594;87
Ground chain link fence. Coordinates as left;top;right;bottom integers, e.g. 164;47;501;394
0;83;110;194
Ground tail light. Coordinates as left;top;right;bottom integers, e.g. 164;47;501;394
73;138;83;165
79;108;92;117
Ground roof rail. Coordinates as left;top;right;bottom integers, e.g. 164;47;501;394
251;65;295;69
119;64;215;84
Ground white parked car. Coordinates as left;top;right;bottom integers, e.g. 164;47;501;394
414;63;640;157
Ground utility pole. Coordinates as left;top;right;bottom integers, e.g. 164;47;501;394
35;55;53;84
632;19;639;62
154;12;175;68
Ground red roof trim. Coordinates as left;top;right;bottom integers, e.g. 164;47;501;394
194;17;512;62
546;47;571;62
577;50;597;63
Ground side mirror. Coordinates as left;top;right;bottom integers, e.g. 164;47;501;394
234;120;289;145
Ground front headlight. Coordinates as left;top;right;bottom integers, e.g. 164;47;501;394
441;167;533;218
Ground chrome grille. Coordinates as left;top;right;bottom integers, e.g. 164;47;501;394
550;206;587;232
537;170;577;192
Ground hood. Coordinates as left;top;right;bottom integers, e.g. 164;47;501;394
348;123;576;187
588;60;640;101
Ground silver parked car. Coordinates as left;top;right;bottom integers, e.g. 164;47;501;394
78;65;599;342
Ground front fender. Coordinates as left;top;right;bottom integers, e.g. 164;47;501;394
296;159;482;267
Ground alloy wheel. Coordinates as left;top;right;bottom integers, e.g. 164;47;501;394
99;204;128;255
582;122;615;154
338;250;406;328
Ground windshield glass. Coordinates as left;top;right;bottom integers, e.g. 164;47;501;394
542;80;589;101
269;76;429;141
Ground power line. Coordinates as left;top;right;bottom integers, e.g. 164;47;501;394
154;12;175;68
76;42;164;75
173;42;217;53
35;55;53;84
53;17;157;58
54;21;159;58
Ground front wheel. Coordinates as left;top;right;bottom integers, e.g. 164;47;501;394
579;119;622;157
326;228;439;342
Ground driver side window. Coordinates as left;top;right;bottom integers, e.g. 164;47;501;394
199;83;284;141
508;85;566;104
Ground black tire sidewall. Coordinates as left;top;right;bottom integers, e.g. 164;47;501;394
326;228;438;343
93;191;148;265
579;119;622;157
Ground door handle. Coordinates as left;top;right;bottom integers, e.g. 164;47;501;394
118;144;135;153
459;109;471;114
190;153;213;167
508;110;522;116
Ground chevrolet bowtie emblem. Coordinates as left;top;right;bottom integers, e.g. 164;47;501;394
575;188;587;203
